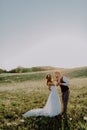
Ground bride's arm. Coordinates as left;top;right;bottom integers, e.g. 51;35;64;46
47;82;55;90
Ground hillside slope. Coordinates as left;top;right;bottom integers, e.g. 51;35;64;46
63;66;87;78
0;66;87;83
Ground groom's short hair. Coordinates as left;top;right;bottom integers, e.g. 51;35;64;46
55;71;61;77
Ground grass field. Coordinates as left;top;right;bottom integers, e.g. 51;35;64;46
0;68;87;130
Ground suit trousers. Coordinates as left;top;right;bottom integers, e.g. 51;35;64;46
62;89;70;114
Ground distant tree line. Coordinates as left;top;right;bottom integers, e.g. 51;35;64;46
0;66;55;74
0;69;7;74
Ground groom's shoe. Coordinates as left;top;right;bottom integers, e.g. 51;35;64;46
61;112;67;117
55;114;62;120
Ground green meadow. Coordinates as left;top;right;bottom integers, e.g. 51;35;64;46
0;67;87;130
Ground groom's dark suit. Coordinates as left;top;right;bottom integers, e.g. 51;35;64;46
59;76;70;114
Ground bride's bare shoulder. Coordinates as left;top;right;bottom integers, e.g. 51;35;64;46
47;81;55;86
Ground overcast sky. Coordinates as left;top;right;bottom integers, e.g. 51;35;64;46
0;0;87;70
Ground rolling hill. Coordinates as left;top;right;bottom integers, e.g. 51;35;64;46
0;66;87;83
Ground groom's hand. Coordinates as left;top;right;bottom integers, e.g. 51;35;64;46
56;82;62;86
55;82;59;86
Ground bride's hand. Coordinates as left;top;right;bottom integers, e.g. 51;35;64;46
47;82;55;91
48;86;51;91
47;82;55;86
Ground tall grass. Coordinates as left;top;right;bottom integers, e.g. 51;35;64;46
0;71;87;130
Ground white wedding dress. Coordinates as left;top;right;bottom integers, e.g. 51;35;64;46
23;86;61;117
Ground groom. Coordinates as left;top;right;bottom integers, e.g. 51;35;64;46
55;71;70;115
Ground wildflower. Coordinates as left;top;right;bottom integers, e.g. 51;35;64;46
69;117;72;121
12;122;17;126
19;119;25;123
13;111;16;114
15;114;18;118
6;123;12;126
83;117;87;121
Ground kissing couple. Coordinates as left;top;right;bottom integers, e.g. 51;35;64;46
23;71;70;117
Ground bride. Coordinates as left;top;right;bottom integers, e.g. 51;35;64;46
22;74;61;117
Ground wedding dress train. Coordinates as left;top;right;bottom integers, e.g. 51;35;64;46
23;86;61;117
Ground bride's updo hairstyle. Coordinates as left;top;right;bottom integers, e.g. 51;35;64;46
46;74;52;85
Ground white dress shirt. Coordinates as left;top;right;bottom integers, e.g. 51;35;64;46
61;76;70;86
